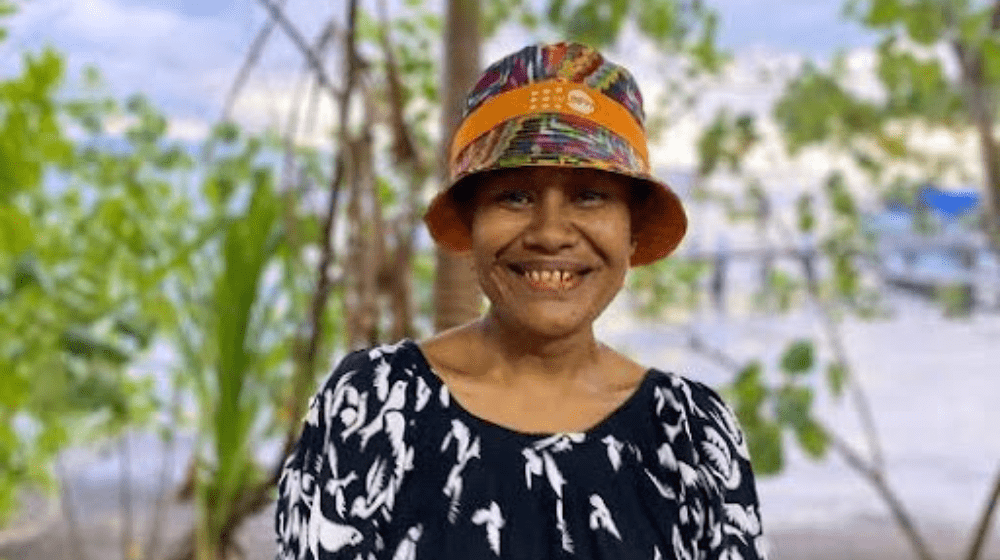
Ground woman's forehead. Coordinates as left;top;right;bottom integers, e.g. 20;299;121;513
478;167;631;190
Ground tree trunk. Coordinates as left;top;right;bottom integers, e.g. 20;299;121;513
432;0;484;332
954;1;1000;249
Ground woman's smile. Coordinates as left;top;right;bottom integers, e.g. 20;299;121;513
504;259;595;294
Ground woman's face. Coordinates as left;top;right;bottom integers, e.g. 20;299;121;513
469;166;635;340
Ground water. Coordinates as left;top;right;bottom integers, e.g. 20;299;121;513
52;287;1000;537
598;289;1000;531
35;172;1000;536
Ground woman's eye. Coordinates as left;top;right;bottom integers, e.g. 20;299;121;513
577;189;610;204
497;190;532;205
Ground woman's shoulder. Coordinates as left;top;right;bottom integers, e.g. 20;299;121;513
311;339;439;422
644;370;750;459
321;339;424;382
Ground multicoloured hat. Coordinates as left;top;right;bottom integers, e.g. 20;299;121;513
423;42;687;266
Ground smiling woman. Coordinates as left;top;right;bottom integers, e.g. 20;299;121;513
275;42;768;560
468;167;636;341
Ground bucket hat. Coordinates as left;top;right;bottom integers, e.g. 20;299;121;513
423;42;687;266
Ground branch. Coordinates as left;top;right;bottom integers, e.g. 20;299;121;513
773;215;886;470
684;278;933;559
376;0;425;176
219;0;290;122
824;429;937;560
117;433;135;560
143;386;180;560
965;462;1000;560
280;18;338;199
165;4;360;560
685;327;743;372
276;0;360;469
253;0;340;98
55;458;92;560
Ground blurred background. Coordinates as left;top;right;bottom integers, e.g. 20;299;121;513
1;0;999;559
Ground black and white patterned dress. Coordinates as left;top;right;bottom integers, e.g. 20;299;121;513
275;339;767;560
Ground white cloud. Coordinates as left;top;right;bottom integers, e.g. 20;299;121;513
167;116;212;142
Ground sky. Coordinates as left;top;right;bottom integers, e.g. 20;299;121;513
2;0;875;120
1;0;895;186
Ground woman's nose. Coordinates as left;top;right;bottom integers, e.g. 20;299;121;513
522;195;577;251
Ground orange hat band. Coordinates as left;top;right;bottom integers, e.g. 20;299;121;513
449;80;650;169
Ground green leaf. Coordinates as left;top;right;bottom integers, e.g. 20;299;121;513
875;133;907;158
780;339;814;375
903;0;945;45
697;111;728;176
794;418;829;458
732;361;767;412
59;329;130;365
546;0;567;24
865;0;902;26
0;204;33;254
774;384;814;427
211;121;240;144
827;362;847;397
0;363;29;409
834;252;859;298
825;173;857;219
796;194;815;232
12;257;42;294
114;317;155;348
636;0;678;42
982;37;1000;83
563;0;627;46
744;418;783;475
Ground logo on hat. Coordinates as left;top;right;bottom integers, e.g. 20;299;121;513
567;89;595;115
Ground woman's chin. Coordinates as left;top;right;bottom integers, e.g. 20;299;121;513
507;309;594;340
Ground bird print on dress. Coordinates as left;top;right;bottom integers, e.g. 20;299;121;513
441;418;482;523
472;501;506;556
308;482;363;557
602;434;624;471
522;433;585;553
587;494;622;540
274;340;768;560
391;524;423;560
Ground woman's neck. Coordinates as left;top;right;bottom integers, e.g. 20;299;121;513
474;312;606;391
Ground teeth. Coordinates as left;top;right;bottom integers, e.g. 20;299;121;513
522;270;578;286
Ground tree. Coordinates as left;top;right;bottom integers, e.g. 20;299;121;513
643;2;1000;559
0;13;221;560
778;0;1000;244
432;0;484;332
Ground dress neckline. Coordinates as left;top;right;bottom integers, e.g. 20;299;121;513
404;338;660;443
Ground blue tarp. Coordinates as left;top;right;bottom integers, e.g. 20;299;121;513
919;186;980;217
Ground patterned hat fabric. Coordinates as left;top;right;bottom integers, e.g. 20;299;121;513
423;42;687;266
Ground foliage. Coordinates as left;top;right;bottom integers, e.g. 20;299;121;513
166;126;304;555
0;45;201;525
784;0;1000;231
629;257;708;318
670;3;1000;560
724;337;831;477
482;0;722;60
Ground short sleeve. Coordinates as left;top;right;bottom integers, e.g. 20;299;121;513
275;346;416;560
687;381;768;560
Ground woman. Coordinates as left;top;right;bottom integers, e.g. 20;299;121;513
275;42;767;560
